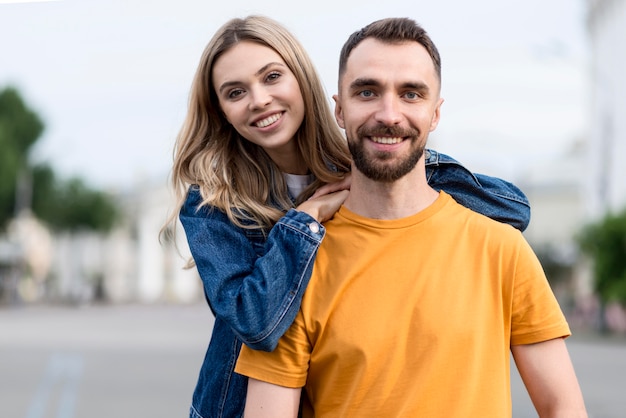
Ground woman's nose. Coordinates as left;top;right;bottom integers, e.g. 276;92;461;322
249;86;272;110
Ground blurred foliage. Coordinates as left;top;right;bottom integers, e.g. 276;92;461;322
577;208;626;306
0;86;120;232
31;165;120;232
0;86;44;229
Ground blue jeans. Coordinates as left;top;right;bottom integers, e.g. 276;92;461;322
180;149;530;418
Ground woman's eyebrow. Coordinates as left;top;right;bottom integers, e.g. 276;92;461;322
218;62;287;94
254;62;286;77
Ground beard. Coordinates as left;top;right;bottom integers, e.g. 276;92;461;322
348;124;426;183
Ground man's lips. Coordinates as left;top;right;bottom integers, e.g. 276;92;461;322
370;136;404;144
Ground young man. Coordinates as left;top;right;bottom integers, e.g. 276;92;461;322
235;17;587;417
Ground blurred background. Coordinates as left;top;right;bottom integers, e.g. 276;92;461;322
1;0;625;417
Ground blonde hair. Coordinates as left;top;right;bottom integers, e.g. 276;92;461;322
168;15;350;232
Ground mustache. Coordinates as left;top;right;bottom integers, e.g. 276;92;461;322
356;124;419;138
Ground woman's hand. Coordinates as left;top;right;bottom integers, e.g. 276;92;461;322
296;189;349;223
297;175;351;223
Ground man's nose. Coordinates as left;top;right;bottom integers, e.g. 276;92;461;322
374;94;403;125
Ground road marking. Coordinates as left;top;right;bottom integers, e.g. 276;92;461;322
25;352;84;418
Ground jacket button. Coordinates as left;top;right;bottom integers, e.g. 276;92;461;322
308;222;320;234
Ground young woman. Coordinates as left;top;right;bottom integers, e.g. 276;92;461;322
167;15;530;418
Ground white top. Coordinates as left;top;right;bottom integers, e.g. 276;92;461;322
283;173;314;199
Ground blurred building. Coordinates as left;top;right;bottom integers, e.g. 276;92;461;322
522;142;585;254
0;178;202;306
95;179;201;304
131;180;201;304
586;0;626;217
0;238;23;305
519;141;591;319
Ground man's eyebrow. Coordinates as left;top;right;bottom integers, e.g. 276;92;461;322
401;81;429;91
348;78;431;93
218;62;286;94
349;78;379;90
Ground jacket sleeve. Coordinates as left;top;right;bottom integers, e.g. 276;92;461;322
425;149;531;231
179;187;323;351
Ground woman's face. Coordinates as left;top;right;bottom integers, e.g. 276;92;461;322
212;41;306;171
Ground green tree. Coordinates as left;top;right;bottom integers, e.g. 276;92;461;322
577;208;626;306
0;86;120;232
33;175;119;232
0;86;44;229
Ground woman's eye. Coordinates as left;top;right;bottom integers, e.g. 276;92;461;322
266;72;281;82
228;89;244;99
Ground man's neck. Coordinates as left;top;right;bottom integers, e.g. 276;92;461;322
343;162;439;220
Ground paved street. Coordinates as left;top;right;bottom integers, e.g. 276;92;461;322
1;303;625;417
0;303;212;418
510;332;626;417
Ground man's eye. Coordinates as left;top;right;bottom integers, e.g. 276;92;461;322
405;92;418;99
359;90;374;98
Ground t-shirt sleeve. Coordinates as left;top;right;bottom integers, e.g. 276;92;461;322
235;308;311;388
510;238;571;345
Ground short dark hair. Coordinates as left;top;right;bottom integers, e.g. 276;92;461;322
338;17;441;83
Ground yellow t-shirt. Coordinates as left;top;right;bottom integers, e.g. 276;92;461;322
236;192;570;417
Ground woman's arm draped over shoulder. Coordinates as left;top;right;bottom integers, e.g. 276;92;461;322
425;149;531;231
179;187;323;351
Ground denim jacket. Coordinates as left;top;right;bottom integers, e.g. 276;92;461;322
181;150;530;418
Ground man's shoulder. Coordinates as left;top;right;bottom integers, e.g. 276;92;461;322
444;193;522;237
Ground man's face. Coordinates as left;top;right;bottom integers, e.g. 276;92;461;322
334;38;443;182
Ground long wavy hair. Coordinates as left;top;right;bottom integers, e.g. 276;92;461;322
168;15;350;232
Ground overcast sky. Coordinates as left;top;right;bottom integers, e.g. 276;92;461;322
0;0;589;191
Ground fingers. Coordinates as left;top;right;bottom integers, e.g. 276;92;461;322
297;189;349;223
315;190;349;223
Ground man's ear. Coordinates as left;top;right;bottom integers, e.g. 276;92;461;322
333;94;345;129
429;97;444;132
